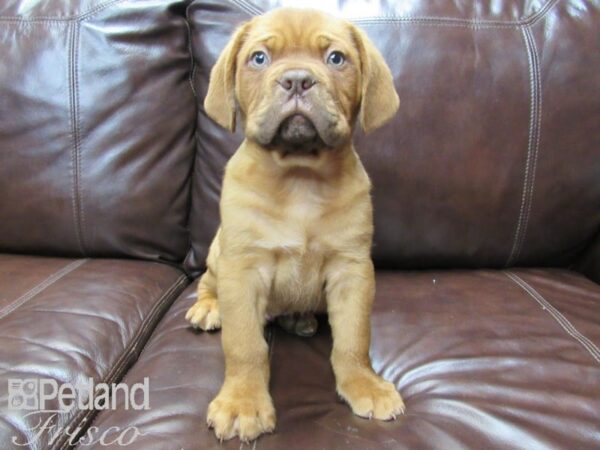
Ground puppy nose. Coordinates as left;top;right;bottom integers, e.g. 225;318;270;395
279;70;316;94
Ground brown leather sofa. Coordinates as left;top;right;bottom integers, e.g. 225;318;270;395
1;1;599;449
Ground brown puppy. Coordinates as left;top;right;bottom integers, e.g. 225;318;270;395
185;7;403;442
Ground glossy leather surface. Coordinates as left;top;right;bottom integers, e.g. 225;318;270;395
227;0;557;22
0;0;196;262
0;254;188;449
0;1;598;448
184;0;600;275
77;270;600;449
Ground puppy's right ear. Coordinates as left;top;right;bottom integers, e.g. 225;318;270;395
204;22;251;132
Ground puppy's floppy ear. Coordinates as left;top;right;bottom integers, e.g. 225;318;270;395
349;24;400;133
204;22;251;132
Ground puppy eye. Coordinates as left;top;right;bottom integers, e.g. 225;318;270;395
327;51;345;67
250;51;269;68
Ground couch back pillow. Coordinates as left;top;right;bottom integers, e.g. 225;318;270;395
184;0;600;275
0;0;196;262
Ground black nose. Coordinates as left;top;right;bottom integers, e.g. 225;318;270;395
279;70;316;94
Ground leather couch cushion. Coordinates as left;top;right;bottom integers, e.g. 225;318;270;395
0;254;188;449
78;269;600;449
184;0;600;275
0;0;196;262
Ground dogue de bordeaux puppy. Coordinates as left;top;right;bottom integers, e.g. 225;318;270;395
186;7;403;442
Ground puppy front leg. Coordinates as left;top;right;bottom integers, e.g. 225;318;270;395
207;256;275;442
326;258;405;420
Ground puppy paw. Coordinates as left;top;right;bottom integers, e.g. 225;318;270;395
337;373;405;420
277;313;318;337
207;385;276;442
185;296;221;331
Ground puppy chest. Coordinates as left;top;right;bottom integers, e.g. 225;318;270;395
268;244;326;313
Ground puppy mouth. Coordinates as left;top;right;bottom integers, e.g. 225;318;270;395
279;114;317;145
273;114;325;157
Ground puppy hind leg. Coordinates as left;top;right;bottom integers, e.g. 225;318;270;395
186;270;221;331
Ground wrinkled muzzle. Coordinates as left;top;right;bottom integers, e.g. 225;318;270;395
246;67;351;153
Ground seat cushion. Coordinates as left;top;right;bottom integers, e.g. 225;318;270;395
76;268;600;449
0;254;188;449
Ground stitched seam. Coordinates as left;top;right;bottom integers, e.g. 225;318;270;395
517;26;542;263
506;272;600;364
68;21;86;256
357;21;519;29
506;25;541;267
63;274;189;443
0;0;559;25
231;0;559;27
230;0;262;16
0;0;125;23
350;1;559;28
0;260;87;319
53;274;188;449
53;274;189;450
516;27;542;264
507;27;535;265
182;4;200;276
184;8;198;101
78;0;125;21
526;0;561;26
67;22;79;254
74;20;87;255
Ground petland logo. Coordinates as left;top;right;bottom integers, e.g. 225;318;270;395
7;377;150;447
8;377;150;411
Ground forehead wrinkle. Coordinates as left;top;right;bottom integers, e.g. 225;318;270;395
246;32;277;47
249;12;354;56
315;34;332;50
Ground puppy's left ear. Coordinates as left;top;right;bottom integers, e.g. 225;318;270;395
349;24;400;134
204;21;252;132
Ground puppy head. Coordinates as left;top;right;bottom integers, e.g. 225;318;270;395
205;8;399;163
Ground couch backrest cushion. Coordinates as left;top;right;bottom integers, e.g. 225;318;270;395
184;0;600;275
0;0;196;262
